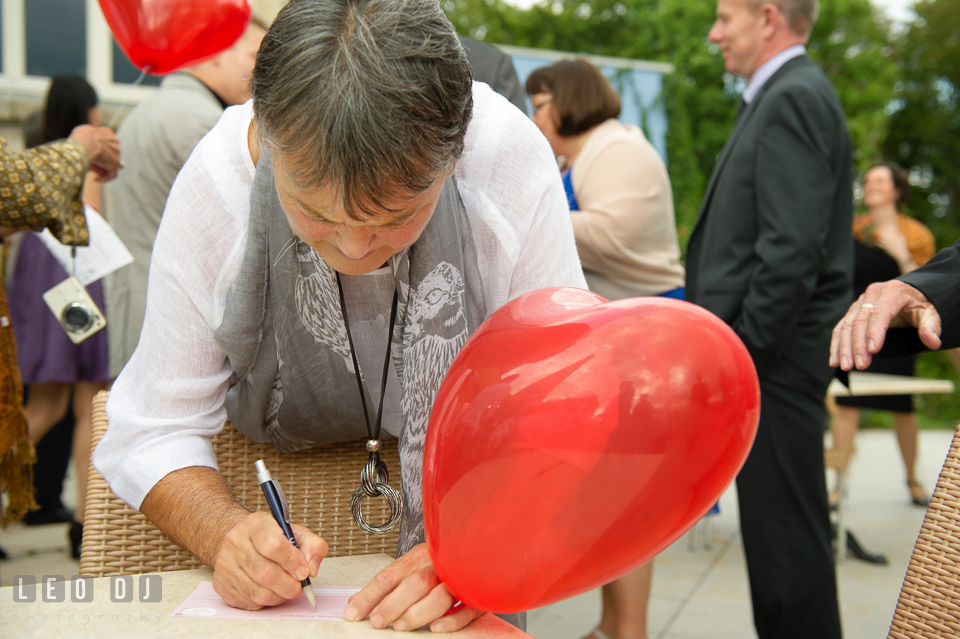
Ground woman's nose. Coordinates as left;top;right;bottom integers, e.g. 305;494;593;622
336;225;375;258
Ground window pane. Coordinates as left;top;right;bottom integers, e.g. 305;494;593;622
113;41;162;87
26;0;85;77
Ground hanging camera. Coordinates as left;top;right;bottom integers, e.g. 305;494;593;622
42;276;106;344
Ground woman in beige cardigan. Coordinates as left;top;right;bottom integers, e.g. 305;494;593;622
527;58;684;303
526;58;685;639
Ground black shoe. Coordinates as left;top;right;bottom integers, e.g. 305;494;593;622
845;530;888;564
831;524;888;564
68;522;83;560
908;480;930;507
22;506;75;526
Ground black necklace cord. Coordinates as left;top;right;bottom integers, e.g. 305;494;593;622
336;272;403;533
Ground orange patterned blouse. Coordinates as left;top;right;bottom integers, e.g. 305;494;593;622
851;213;936;268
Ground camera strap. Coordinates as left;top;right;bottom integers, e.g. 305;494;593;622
70;247;77;278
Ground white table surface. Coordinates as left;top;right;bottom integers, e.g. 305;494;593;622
827;371;956;397
0;554;532;638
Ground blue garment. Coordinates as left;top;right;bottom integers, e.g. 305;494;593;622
658;287;685;300
562;167;579;211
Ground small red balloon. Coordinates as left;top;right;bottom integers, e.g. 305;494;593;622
423;288;760;613
99;0;251;75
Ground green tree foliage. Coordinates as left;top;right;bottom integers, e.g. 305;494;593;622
444;0;898;248
882;0;960;246
810;0;900;169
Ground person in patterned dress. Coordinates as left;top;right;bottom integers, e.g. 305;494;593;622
0;124;119;529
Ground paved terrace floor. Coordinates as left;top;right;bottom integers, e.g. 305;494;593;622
1;428;955;638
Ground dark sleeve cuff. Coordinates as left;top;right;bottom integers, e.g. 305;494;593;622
878;327;930;358
897;242;960;350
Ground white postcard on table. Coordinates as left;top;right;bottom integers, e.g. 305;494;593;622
170;581;362;620
37;204;134;286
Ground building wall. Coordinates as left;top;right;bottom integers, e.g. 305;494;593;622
0;1;670;158
0;0;286;151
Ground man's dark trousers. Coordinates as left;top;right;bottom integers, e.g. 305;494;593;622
738;361;841;638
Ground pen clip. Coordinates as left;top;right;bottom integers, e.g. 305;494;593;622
270;479;291;524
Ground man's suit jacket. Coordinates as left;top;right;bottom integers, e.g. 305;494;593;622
686;55;853;383
459;36;527;115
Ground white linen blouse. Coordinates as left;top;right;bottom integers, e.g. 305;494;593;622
95;83;588;509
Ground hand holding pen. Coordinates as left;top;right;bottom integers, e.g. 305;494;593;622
256;459;317;609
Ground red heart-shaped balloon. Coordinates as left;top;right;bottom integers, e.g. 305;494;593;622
423;288;759;613
99;0;251;75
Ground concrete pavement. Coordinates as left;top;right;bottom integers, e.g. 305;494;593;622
526;428;956;639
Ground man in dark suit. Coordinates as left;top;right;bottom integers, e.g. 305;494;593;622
459;35;528;114
831;241;960;366
685;1;851;637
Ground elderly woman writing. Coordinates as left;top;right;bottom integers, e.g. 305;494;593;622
95;0;585;632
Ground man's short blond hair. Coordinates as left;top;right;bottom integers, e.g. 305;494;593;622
752;0;820;36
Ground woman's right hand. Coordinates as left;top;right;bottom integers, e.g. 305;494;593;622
873;225;916;273
212;511;328;610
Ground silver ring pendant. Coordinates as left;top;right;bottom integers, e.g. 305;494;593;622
360;456;390;497
351;482;403;534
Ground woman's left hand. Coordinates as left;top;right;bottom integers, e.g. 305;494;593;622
344;543;484;632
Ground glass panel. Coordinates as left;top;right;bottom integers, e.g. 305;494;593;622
25;0;86;77
112;41;162;87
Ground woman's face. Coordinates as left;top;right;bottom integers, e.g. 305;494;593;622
862;166;899;210
530;92;563;155
272;152;450;275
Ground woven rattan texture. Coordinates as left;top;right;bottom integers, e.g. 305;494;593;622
81;391;400;577
888;426;960;638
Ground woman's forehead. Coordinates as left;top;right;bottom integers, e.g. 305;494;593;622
275;167;446;224
273;151;450;216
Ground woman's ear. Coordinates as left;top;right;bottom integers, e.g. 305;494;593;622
248;119;260;166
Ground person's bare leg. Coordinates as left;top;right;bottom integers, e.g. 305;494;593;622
892;412;926;503
595;562;652;639
25;382;71;443
70;381;106;525
946;348;960;375
827;405;860;504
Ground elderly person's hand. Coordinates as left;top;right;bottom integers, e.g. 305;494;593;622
212;511;328;610
344;544;484;632
68;124;120;182
829;279;942;371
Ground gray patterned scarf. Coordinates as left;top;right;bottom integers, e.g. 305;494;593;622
216;149;485;555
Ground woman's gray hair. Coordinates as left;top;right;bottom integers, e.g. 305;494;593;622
252;0;473;218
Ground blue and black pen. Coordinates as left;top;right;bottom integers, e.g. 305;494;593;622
255;460;317;609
